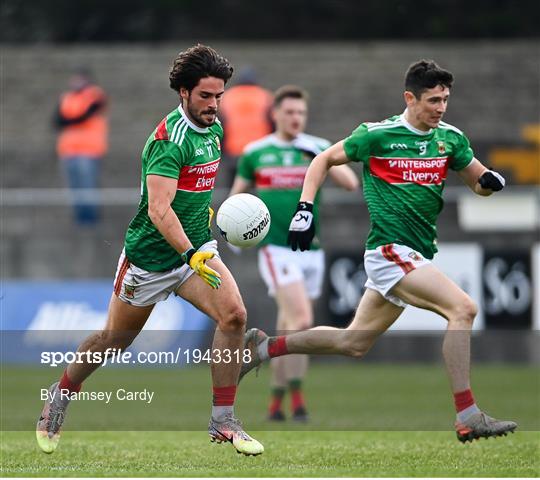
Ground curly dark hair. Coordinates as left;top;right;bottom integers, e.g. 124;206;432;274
405;60;453;98
169;44;233;93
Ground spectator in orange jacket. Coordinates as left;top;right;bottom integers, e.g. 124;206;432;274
55;69;108;225
219;67;273;187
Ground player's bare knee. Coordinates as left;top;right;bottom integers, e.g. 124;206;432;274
217;305;247;332
449;298;477;328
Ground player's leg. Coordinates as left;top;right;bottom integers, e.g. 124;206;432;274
67;294;154;384
268;357;287;420
239;244;411;380
258;246;289;420
390;264;517;441
281;248;327;421
177;257;246;386
37;251;158;454
266;309;288;421
258;246;314;420
240;287;404;383
175;256;263;456
285;287;402;355
36;293;154;454
391;265;476;393
274;281;313;421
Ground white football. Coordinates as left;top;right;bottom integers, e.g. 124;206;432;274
216;194;271;248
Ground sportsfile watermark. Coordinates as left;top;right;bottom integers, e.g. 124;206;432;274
40;348;252;367
1;330;538;431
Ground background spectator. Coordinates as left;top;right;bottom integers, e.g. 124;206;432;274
55;68;108;225
219;66;273;187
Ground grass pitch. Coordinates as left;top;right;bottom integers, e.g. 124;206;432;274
3;430;539;477
1;363;539;477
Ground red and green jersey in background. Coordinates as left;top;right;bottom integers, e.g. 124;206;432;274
237;133;331;249
124;105;222;271
344;112;474;259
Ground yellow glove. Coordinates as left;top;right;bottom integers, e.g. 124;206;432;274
183;249;221;289
208;207;214;227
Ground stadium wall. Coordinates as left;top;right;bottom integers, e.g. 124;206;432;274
3;41;539;188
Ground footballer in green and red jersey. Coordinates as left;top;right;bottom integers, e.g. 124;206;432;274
237;132;330;250
269;61;515;444
125;104;222;271
37;45;266;459
343;112;474;259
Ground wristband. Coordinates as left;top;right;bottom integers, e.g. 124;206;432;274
298;201;314;213
180;247;196;264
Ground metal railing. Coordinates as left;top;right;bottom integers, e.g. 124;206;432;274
2;186;539;207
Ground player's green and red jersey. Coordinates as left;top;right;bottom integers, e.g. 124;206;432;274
124;105;222;271
237;133;331;249
343;112;474;259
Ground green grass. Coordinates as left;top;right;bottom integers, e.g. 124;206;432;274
2;431;539;477
1;363;539;477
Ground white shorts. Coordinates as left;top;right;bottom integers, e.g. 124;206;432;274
113;240;220;307
364;243;431;308
258;244;325;299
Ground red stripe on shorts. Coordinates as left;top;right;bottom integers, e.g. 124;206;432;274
114;256;130;296
382;244;415;275
261;246;278;288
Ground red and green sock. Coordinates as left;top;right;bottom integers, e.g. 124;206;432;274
268;387;286;415
289;379;306;413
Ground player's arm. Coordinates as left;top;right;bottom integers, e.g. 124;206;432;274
457;158;506;197
289;140;350;251
327;163;359;191
147;174;221;288
229;176;252;196
147;174;192;252
300;140;350;202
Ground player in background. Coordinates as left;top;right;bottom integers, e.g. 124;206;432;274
240;60;517;442
36;44;264;456
229;85;358;421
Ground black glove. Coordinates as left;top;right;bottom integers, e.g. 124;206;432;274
478;170;505;192
287;201;315;251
